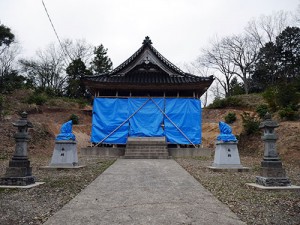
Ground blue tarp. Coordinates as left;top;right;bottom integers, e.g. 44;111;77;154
91;98;129;144
56;120;76;141
129;98;164;137
217;121;237;142
164;99;201;144
90;98;201;144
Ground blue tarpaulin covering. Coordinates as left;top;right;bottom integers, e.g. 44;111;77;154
129;98;164;137
90;98;201;144
91;98;129;144
164;99;201;144
217;121;237;142
56;120;76;141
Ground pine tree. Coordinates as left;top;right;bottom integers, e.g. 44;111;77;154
0;24;14;47
66;58;91;98
276;26;300;81
90;44;113;74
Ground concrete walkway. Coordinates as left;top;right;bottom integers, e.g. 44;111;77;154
44;159;245;225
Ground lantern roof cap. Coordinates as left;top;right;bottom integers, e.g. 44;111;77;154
259;112;279;129
12;111;33;128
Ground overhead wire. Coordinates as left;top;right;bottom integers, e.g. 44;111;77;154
41;0;73;64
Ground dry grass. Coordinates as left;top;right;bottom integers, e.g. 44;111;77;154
176;155;300;225
0;156;115;225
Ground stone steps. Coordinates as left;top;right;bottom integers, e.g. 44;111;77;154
126;146;167;152
124;137;169;159
123;155;170;159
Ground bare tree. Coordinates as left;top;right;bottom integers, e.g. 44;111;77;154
245;11;290;47
223;34;260;94
61;39;94;65
19;39;95;95
19;42;66;94
197;33;260;95
198;67;212;107
195;10;292;98
292;3;300;26
0;43;20;78
210;80;225;100
183;61;213;107
185;63;213;107
197;36;238;97
0;42;21;93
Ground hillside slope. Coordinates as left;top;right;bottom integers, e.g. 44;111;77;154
203;108;299;163
0;90;299;164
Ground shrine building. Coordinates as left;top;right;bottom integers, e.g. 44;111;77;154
82;37;214;158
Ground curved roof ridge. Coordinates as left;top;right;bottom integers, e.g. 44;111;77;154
149;44;185;75
84;73;110;78
110;36;186;76
110;44;145;74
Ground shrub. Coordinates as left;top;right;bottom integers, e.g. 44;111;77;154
26;93;48;105
262;87;277;112
207;96;241;109
276;84;299;108
76;99;88;109
207;97;226;108
225;96;242;107
256;104;269;119
34;87;62;97
0;95;3;109
278;106;299;121
69;114;79;125
0;95;3;119
263;84;300;112
224;112;236;124
241;112;260;135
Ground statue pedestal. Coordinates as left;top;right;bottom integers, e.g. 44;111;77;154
46;140;84;168
208;141;249;171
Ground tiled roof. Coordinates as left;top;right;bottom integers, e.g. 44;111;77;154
83;37;214;89
84;72;213;84
110;36;186;76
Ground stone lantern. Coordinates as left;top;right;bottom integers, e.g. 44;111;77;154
256;113;291;186
0;112;35;186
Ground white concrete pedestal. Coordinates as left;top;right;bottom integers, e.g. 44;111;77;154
208;141;249;171
45;140;84;169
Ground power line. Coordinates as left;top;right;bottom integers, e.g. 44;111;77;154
41;0;73;63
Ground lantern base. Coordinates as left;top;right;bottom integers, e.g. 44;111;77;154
256;176;291;187
0;176;35;186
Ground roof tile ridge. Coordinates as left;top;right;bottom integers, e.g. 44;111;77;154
184;73;215;80
84;73;110;78
149;44;186;76
110;45;145;74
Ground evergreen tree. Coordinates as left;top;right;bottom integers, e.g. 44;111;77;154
229;77;245;96
66;58;91;98
251;26;300;91
276;26;300;81
0;23;24;93
251;42;278;91
90;44;113;74
0;24;14;48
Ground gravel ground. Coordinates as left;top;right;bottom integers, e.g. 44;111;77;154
0;155;299;225
175;156;300;225
0;156;115;225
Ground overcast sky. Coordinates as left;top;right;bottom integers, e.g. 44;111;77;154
0;0;299;68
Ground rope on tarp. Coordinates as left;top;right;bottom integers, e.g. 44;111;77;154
94;98;151;146
149;98;197;148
